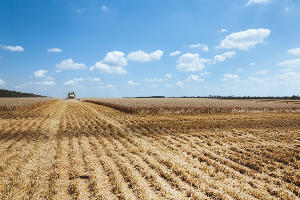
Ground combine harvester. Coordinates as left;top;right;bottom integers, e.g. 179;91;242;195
66;91;80;101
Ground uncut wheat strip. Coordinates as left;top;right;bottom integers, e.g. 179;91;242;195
108;133;186;200
176;134;299;199
88;135;138;200
99;136;161;200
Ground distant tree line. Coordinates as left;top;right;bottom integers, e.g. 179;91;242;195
0;89;46;98
169;95;300;100
124;95;300;100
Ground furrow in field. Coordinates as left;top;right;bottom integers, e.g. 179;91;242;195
88;135;138;200
175;134;299;199
99;135;161;200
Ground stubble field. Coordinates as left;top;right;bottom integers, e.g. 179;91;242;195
0;98;299;200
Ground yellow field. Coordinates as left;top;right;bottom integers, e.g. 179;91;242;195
0;99;299;199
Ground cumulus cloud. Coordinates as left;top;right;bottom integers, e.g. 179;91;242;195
34;70;48;78
245;0;271;7
165;73;172;79
200;71;210;76
48;48;62;53
169;51;181;56
213;51;236;63
128;80;140;86
220;29;228;33
100;6;108;12
56;70;62;73
189;43;208;51
175;81;184;88
277;58;300;68
186;74;204;82
56;59;87;70
0;78;5;86
249;62;255;66
222;73;240;81
1;45;24;52
177;53;210;72
64;77;100;86
127;50;163;62
255;69;270;75
90;51;128;74
287;48;300;56
37;81;56;86
219;28;271;50
143;78;164;82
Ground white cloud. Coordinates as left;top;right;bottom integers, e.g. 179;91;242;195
220;29;228;33
37;81;55;86
90;51;128;74
222;73;240;81
87;77;101;82
100;6;108;12
200;71;210;76
150;50;164;60
245;0;271;7
143;78;164;82
165;73;172;79
128;80;140;86
248;77;266;82
0;78;5;86
255;69;270;75
127;50;163;62
277;58;300;68
56;70;62;73
177;53;210;72
284;7;289;13
175;81;184;88
103;51;127;66
56;59;87;70
64;77;101;86
34;70;48;78
287;48;300;56
237;68;243;72
170;51;181;56
249;62;255;66
219;28;271;50
1;45;24;52
202;46;209;51
186;74;204;82
213;51;236;63
77;8;86;13
90;62;127;74
64;78;84;86
189;43;209;51
48;48;62;53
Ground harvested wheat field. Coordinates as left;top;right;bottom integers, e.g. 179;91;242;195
0;98;299;200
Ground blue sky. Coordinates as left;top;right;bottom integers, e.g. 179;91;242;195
1;0;300;97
